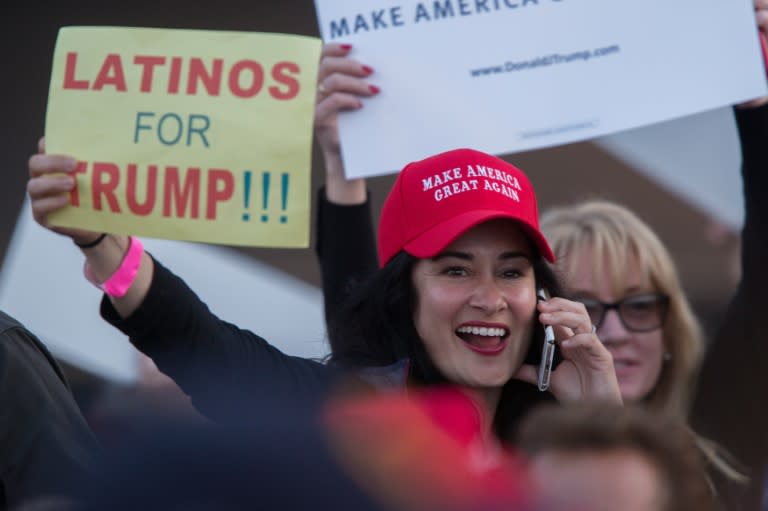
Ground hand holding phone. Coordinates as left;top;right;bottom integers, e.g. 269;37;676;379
537;288;556;392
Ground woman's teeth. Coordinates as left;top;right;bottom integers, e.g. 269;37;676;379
456;326;507;337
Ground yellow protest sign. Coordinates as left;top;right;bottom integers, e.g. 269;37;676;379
45;26;321;247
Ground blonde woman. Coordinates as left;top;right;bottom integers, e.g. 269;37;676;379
539;201;703;420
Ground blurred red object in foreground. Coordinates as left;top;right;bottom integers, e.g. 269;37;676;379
324;385;532;511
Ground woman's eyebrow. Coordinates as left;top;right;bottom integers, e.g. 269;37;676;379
622;285;647;295
431;250;531;262
570;289;598;299
499;251;532;261
431;251;472;261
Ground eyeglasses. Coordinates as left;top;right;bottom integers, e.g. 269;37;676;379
576;293;670;333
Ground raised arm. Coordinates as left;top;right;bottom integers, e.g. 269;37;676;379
690;2;768;506
313;44;380;328
315;43;373;205
27;139;335;424
27;137;152;319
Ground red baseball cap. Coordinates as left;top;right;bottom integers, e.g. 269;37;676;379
378;148;555;267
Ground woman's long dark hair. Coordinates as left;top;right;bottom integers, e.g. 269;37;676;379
328;249;564;441
327;252;442;381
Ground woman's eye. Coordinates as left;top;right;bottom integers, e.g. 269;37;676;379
501;269;523;279
625;300;657;314
628;302;652;312
444;266;467;276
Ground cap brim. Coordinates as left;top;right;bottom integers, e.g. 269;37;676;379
403;210;555;263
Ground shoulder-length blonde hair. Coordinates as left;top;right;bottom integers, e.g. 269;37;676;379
540;200;704;419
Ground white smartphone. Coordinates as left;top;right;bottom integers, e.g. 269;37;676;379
537;288;556;392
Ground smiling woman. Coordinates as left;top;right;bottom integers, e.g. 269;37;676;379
27;141;622;456
28;132;621;509
327;148;621;442
412;221;538;388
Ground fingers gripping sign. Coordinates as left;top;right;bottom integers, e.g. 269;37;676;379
28;137;103;245
315;42;380;158
314;42;382;205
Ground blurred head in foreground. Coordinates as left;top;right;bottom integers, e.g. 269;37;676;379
517;403;715;511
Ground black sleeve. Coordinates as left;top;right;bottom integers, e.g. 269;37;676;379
0;316;101;507
691;104;768;500
100;258;336;424
314;188;378;328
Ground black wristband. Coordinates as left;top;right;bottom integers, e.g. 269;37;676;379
74;233;107;249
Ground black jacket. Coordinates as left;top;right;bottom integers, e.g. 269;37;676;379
0;311;100;509
690;104;768;510
101;264;336;425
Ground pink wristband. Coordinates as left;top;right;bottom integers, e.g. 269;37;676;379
84;236;144;298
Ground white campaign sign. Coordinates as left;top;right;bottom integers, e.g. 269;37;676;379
313;0;767;178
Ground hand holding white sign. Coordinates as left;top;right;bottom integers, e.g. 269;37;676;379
314;43;378;204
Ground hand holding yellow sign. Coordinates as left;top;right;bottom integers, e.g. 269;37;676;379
45;26;321;247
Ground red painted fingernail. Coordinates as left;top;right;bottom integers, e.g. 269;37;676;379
340;44;352;51
369;85;380;94
362;65;374;75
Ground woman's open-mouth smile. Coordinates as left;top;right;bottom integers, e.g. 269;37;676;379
456;324;510;356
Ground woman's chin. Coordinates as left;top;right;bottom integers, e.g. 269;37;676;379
618;382;653;404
